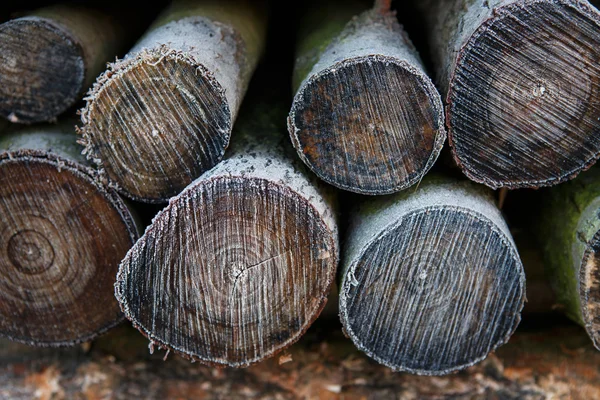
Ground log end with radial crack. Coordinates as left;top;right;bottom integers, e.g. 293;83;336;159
116;174;337;366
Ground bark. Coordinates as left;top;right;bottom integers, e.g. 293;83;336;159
288;1;445;195
79;0;268;203
339;175;526;375
0;4;136;124
534;166;600;350
419;0;600;189
0;120;139;346
0;323;599;399
114;98;339;367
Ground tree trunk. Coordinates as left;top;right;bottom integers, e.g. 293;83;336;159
114;99;339;367
0;4;140;124
288;1;445;195
419;0;600;189
0;119;139;347
534;166;600;350
79;0;268;203
339;175;525;375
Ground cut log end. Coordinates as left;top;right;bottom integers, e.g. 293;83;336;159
289;56;445;195
0;18;85;124
582;230;600;350
0;152;137;346
116;176;338;367
449;1;600;189
81;51;232;203
340;207;524;375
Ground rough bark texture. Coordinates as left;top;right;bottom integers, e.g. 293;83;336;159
0;323;598;399
535;167;600;350
288;2;445;195
0;121;139;346
79;0;267;203
0;5;131;124
115;99;339;367
339;176;525;375
420;0;600;189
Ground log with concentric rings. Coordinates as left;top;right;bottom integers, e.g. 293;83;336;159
339;177;525;375
0;128;138;345
115;107;338;367
0;5;129;123
420;0;600;189
288;6;445;195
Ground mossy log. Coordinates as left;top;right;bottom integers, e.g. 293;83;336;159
79;0;267;203
419;0;600;189
115;100;339;367
0;4;137;124
0;120;139;346
535;166;600;349
288;1;445;195
339;176;525;375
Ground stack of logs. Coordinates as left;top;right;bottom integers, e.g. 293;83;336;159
0;0;599;383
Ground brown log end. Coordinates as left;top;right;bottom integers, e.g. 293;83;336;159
448;0;600;189
0;151;138;346
581;230;600;350
80;50;231;203
0;17;85;124
339;207;525;375
289;55;445;195
115;176;338;367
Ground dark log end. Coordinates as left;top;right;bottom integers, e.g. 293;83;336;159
116;176;338;367
81;52;231;203
340;207;525;374
289;56;445;194
581;229;600;350
449;1;600;189
0;152;137;346
0;18;85;123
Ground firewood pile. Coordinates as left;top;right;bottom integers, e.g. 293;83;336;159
0;0;599;398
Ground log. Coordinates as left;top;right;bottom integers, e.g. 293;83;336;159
114;98;339;367
0;120;139;346
339;176;525;375
418;0;600;189
0;4;137;124
79;0;268;203
288;1;445;194
1;323;599;399
534;166;600;350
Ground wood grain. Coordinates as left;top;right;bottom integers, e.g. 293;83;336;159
0;124;138;346
288;3;445;195
420;0;600;189
79;0;267;203
0;5;131;124
115;102;338;366
339;176;525;374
